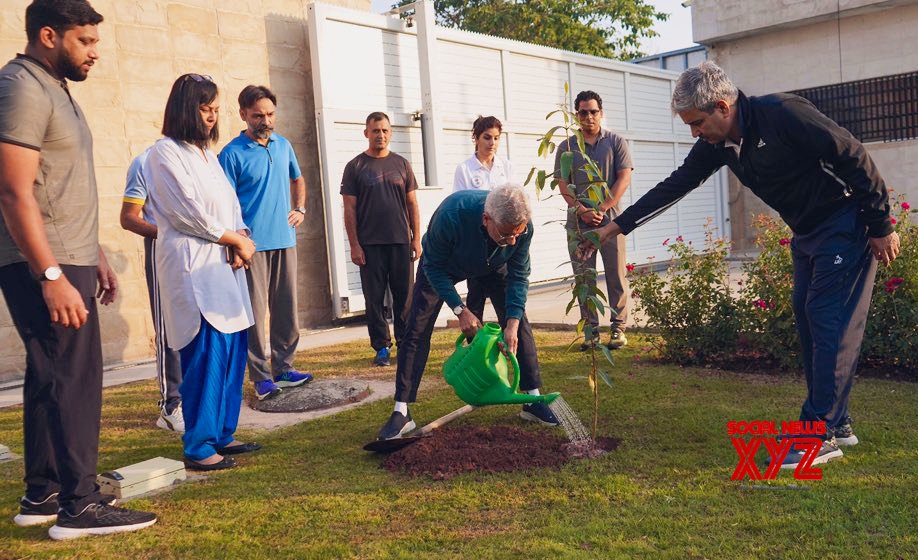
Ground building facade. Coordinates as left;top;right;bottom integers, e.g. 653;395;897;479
0;0;369;379
690;0;918;249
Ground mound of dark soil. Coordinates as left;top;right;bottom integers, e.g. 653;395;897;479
381;426;620;480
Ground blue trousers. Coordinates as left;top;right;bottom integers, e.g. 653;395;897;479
179;317;247;460
791;203;877;434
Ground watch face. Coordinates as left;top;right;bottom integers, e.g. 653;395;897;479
44;267;63;281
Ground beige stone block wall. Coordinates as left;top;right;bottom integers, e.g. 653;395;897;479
695;2;918;249
0;0;370;380
691;0;903;44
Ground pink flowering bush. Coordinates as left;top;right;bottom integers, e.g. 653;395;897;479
862;196;918;370
629;220;742;365
629;200;917;374
737;214;799;370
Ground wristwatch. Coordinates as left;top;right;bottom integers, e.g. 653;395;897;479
452;303;466;316
39;266;63;281
294;207;306;215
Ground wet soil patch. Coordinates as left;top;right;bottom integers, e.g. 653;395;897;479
381;426;620;480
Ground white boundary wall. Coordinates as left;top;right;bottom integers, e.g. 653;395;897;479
308;2;729;318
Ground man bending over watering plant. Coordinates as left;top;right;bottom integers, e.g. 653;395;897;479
580;61;899;470
377;185;560;440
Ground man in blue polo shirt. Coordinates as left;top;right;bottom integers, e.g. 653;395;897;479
219;85;313;401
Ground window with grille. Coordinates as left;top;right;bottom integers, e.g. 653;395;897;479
789;71;918;143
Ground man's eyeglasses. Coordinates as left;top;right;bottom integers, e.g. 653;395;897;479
577;109;601;118
183;73;214;83
494;224;529;245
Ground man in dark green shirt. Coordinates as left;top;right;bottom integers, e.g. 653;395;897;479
377;185;559;440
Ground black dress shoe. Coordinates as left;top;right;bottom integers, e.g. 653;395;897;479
183;456;236;471
216;442;262;455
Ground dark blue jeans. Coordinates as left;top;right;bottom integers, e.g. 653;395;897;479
394;263;541;403
791;203;877;435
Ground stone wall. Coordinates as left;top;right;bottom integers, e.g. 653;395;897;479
0;0;370;380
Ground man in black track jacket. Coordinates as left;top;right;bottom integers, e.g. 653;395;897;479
582;61;900;469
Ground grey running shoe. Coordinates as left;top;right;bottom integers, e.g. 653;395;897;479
780;437;844;469
606;329;627;349
833;418;858;446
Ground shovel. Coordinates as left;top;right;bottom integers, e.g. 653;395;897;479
362;404;476;453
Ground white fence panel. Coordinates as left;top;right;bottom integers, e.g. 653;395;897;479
308;3;729;318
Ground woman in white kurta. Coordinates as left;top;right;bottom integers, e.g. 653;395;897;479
452;116;513;321
144;74;257;471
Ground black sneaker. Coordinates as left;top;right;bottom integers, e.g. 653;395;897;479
780;437;843;469
13;493;59;527
48;503;157;541
833;417;859;446
520;402;560;426
376;411;415;440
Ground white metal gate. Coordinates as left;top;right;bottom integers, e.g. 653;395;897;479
307;1;729;318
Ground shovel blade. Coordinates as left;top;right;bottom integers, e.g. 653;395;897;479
362;435;425;454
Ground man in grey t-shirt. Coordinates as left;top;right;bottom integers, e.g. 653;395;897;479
0;0;155;539
554;90;634;350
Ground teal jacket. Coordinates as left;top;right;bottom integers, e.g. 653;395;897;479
421;190;533;319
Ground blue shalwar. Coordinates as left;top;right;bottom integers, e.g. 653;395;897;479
179;318;248;460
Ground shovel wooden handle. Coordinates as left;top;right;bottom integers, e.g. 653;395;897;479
416;404;476;435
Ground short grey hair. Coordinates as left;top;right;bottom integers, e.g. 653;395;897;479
671;61;738;114
484;184;531;228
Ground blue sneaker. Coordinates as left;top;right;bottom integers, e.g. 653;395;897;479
254;380;282;401
373;347;391;367
273;370;313;388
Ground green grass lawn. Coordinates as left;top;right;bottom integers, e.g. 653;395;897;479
1;330;916;559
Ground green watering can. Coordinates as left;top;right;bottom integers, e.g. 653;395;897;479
443;323;560;407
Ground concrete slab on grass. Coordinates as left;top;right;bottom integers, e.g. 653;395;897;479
237;380;391;431
249;379;372;413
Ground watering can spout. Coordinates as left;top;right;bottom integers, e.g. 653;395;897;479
443;323;562;407
480;390;561;406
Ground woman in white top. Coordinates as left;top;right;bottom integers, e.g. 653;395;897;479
145;74;257;471
452;115;512;192
452;116;513;321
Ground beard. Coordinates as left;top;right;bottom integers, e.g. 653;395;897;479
252;125;274;139
59;54;92;82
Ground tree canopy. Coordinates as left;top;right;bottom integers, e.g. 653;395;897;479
395;0;668;60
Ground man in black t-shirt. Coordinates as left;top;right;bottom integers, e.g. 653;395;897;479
341;112;422;366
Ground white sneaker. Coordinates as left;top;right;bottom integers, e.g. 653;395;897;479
155;406;185;433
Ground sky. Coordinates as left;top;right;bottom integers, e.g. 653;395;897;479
368;0;697;56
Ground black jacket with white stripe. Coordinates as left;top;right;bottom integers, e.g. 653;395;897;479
614;90;893;238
